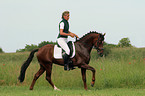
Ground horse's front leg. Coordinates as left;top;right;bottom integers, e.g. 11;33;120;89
81;68;87;90
81;64;96;88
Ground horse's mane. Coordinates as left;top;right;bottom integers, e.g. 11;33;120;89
75;31;102;42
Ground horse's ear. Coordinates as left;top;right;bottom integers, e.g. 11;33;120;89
103;33;106;36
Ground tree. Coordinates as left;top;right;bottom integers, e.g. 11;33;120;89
38;41;56;48
16;44;38;52
118;37;131;47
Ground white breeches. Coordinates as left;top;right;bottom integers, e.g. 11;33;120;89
57;38;70;55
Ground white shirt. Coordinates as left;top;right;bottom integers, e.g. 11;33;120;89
60;22;64;29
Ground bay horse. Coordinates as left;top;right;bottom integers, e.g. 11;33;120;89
18;31;105;90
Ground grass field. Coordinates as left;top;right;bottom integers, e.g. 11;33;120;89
1;86;145;96
0;47;145;95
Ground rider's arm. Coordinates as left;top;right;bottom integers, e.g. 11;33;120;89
60;29;73;37
69;31;79;38
59;22;74;38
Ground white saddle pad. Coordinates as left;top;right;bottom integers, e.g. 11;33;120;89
54;42;76;59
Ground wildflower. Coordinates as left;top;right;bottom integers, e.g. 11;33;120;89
3;64;5;66
100;69;102;70
129;62;131;64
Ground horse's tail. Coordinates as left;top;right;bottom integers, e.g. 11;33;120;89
18;49;39;82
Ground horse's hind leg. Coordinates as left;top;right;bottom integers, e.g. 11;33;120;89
45;63;61;91
29;65;45;90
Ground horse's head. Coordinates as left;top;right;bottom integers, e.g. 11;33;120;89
93;33;105;57
75;32;105;57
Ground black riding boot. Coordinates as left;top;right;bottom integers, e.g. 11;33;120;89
62;53;70;71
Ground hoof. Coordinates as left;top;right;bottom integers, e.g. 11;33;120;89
54;88;61;91
29;87;33;90
85;88;88;90
91;83;94;87
54;85;61;91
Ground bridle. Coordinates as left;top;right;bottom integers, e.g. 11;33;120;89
93;35;104;52
80;35;104;52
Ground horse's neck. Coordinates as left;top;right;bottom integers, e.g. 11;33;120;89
78;36;94;53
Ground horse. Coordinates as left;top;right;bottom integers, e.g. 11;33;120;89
18;31;105;90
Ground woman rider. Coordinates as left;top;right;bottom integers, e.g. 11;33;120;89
57;11;79;70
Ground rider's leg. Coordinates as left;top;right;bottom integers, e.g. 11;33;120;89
62;53;70;70
57;38;70;70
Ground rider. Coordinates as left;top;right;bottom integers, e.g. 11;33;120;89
57;11;79;70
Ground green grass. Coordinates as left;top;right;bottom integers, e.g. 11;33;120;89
1;86;145;96
0;47;145;92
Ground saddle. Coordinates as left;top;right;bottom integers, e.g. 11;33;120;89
54;41;76;59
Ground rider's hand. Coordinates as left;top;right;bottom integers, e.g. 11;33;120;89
75;34;79;38
72;33;79;38
69;33;75;38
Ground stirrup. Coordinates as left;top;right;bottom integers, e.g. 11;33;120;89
64;64;70;71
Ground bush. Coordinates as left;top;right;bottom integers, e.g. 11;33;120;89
25;44;38;51
103;37;132;57
103;46;111;57
104;42;118;48
103;42;115;57
16;49;26;52
0;48;4;53
16;44;38;52
16;41;57;52
38;41;56;48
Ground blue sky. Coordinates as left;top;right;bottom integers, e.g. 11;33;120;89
0;0;145;52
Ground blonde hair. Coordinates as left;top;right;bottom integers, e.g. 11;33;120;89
62;11;70;19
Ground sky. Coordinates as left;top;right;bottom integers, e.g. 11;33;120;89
0;0;145;52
